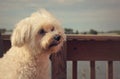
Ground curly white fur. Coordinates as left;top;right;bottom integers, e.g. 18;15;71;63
0;9;66;79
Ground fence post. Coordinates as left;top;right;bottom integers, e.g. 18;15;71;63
0;33;4;57
90;61;95;79
51;42;67;79
108;61;113;79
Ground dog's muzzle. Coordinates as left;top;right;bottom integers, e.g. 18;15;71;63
54;34;61;41
49;34;61;48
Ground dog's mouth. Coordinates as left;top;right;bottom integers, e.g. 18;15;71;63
49;41;60;48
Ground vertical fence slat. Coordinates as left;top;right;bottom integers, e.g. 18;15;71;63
73;61;77;79
0;33;3;57
108;61;113;79
90;61;95;79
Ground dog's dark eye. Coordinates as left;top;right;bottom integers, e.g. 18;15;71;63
39;29;46;35
51;27;54;31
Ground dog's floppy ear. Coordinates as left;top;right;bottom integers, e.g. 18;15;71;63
11;18;32;47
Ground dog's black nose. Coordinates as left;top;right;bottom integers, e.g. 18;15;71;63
54;35;61;41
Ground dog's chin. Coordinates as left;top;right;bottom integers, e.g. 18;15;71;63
40;41;62;54
49;41;60;48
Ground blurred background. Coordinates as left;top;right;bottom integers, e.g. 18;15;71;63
0;0;120;35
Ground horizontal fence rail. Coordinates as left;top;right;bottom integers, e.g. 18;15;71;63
0;34;120;79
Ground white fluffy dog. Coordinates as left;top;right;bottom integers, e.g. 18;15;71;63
0;9;66;79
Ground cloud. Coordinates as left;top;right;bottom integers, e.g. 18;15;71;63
54;0;85;4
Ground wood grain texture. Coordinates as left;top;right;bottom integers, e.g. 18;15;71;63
90;61;95;79
108;61;113;79
67;40;120;61
73;61;77;79
0;33;4;57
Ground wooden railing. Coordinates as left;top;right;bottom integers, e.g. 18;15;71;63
68;35;120;79
0;34;120;79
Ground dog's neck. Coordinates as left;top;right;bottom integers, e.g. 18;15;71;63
22;44;52;58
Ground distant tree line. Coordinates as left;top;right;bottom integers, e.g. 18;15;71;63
0;29;6;34
64;28;98;35
0;28;12;34
64;28;120;35
108;30;120;35
64;28;79;34
81;29;98;35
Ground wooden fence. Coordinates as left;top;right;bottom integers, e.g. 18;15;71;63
0;34;120;79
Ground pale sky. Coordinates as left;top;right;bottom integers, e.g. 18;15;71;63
0;0;120;32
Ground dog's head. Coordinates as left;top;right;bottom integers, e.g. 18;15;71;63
11;9;66;54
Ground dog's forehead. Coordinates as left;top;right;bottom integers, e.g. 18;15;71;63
42;24;53;30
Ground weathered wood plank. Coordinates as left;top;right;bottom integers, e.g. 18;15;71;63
67;35;120;41
0;33;4;57
67;40;120;61
108;61;113;79
90;61;95;79
73;61;77;79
